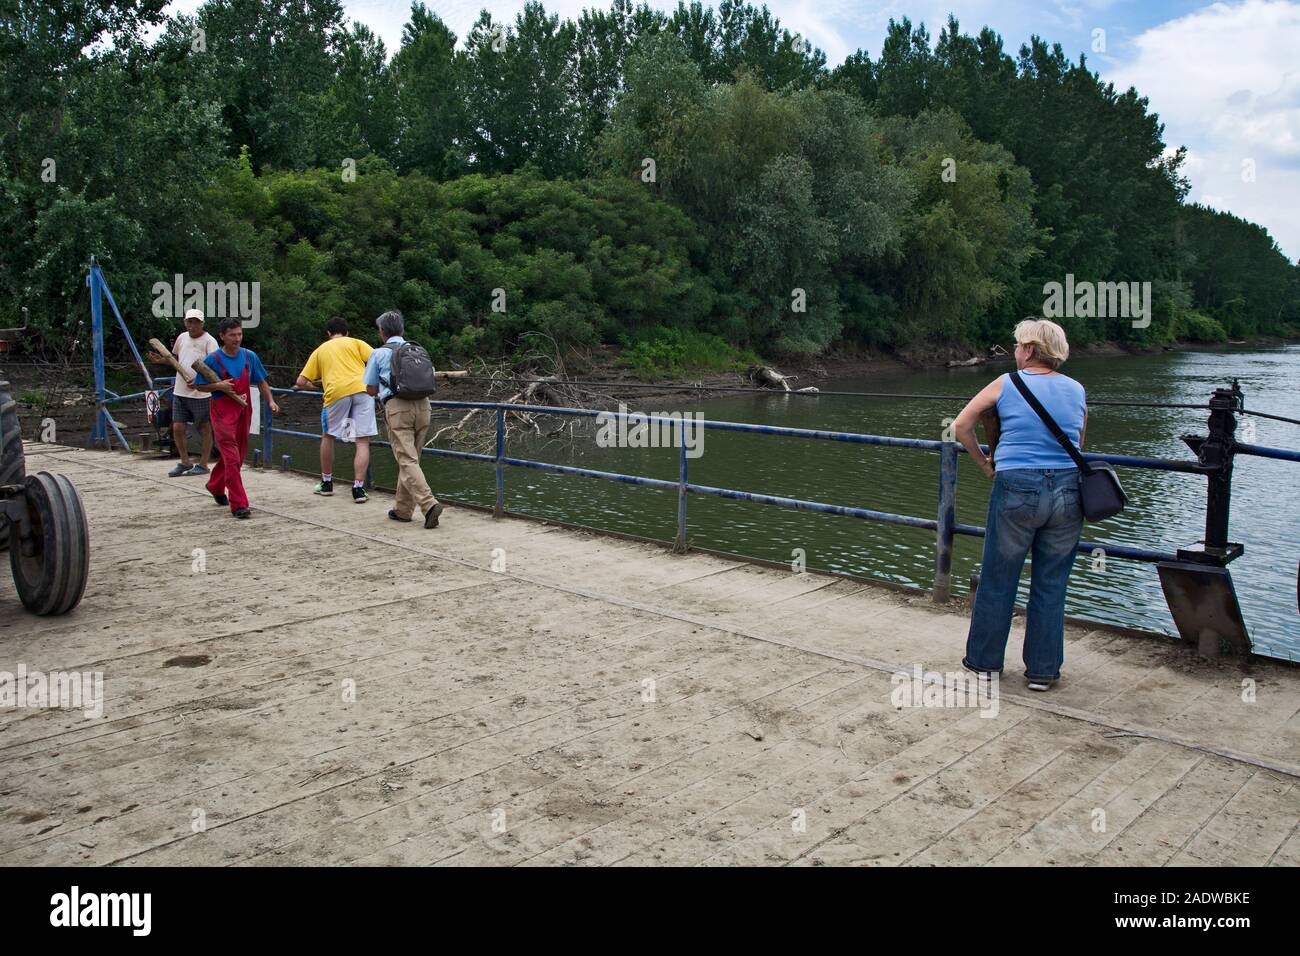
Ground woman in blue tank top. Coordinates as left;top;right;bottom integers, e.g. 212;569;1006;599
951;319;1087;691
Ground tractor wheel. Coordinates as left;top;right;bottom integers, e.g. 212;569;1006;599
0;388;25;550
10;472;89;615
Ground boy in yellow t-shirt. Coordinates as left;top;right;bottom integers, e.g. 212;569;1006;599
295;317;376;502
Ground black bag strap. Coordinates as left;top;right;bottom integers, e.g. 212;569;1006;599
379;340;401;391
1008;371;1092;473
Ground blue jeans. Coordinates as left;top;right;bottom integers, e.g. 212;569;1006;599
964;468;1083;682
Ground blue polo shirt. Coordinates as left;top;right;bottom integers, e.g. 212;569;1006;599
204;348;267;403
362;336;403;403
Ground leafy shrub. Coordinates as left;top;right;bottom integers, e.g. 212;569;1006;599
1175;309;1228;343
618;328;759;379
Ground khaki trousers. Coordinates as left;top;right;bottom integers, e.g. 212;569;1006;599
383;397;437;519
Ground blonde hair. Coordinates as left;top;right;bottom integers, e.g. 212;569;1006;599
1014;318;1070;369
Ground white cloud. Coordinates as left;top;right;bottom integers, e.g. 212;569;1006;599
1109;0;1300;260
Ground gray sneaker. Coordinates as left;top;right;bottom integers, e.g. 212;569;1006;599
186;464;209;476
168;463;191;477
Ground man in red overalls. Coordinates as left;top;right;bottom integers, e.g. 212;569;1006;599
194;318;280;518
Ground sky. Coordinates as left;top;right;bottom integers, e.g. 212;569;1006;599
164;0;1300;261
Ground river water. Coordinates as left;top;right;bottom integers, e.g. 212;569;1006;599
281;345;1300;661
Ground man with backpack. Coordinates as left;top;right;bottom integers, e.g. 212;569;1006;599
363;310;444;528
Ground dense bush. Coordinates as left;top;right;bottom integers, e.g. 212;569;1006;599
178;160;716;363
617;328;759;378
1175;309;1229;344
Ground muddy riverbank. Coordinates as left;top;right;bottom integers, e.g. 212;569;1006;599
3;333;1296;448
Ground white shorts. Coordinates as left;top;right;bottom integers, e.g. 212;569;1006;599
321;392;378;442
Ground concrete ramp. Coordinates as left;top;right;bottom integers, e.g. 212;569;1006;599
1;444;1297;866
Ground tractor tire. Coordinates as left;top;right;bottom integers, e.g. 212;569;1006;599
10;471;89;615
0;387;26;551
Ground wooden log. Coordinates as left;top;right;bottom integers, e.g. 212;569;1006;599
750;365;792;391
146;337;195;385
190;358;248;407
979;408;1001;465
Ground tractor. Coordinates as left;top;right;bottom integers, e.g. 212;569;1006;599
0;309;90;615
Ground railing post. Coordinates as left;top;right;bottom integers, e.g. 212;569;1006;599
494;406;505;519
261;395;273;466
674;419;688;553
1203;384;1238;553
933;441;959;602
1179;381;1244;566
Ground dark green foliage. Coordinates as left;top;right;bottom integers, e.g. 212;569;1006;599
171;161;714;363
618;327;758;378
391;3;464;178
600;45;915;354
0;0;1295;371
1180;205;1300;338
191;0;348;170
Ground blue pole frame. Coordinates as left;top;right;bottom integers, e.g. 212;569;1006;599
88;259;107;449
87;257;131;450
494;407;505;518
675;420;688;553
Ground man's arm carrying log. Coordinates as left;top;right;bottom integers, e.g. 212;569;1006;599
190;358;248;407
146;337;195;385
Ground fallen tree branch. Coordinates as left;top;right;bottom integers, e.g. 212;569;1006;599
748;365;819;393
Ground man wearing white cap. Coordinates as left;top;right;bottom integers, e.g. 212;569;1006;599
167;308;218;476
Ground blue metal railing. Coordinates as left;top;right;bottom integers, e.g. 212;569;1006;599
1236;442;1300;463
82;256;1298;608
97;373;1300;605
256;390;1238;601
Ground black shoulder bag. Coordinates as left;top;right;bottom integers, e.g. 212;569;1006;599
1009;371;1126;521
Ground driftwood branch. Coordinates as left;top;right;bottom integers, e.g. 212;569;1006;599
428;376;557;444
424;333;612;453
748;365;819;393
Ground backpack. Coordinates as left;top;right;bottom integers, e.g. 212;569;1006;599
381;341;437;400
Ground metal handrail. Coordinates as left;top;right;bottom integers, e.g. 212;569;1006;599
81;258;1295;615
253;390;1229;599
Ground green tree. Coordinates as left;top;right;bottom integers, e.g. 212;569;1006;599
391;3;464;178
572;1;666;172
322;24;398;163
193;0;346;169
602;41;912;354
0;1;226;348
875;17;933;116
1181;205;1300;337
461;3;580;176
871;110;1039;344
